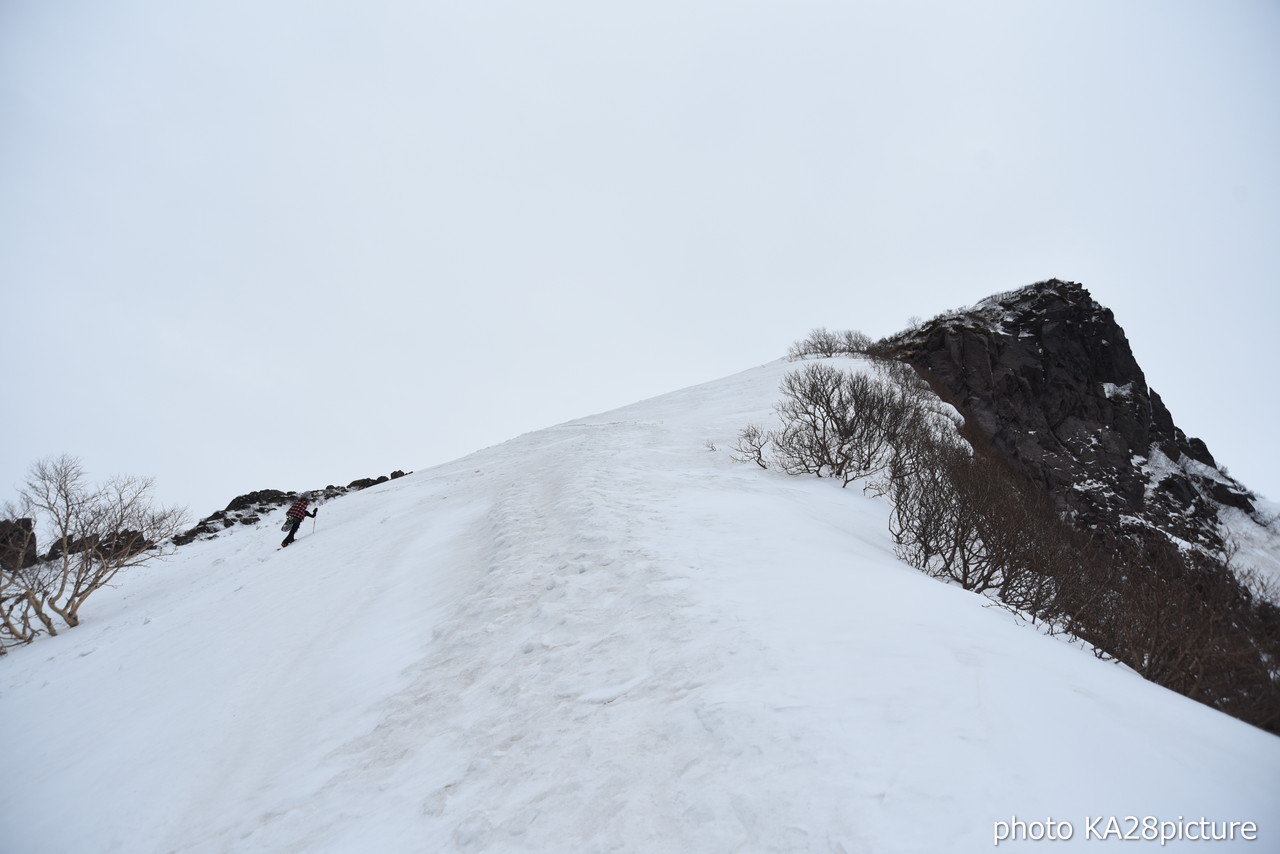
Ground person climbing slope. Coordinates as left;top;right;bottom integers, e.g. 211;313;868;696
280;496;318;548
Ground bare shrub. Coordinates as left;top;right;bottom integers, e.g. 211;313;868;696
887;441;962;575
786;327;872;361
1101;544;1280;730
731;425;770;469
839;329;872;354
971;465;1280;731
742;360;964;492
770;364;914;486
887;440;1009;593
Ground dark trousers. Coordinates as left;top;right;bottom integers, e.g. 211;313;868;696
281;517;304;546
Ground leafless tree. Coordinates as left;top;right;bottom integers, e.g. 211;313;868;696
0;455;186;648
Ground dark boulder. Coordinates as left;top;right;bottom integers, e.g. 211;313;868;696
225;489;293;513
0;518;38;572
347;476;390;491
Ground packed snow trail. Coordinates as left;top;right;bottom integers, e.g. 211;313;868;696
2;358;1278;853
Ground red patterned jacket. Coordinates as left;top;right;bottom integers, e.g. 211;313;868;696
286;498;313;519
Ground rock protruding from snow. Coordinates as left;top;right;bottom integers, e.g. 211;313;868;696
173;472;412;546
0;517;38;571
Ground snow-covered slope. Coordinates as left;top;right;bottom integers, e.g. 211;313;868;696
2;358;1278;853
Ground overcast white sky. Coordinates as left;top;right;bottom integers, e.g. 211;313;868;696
2;0;1277;519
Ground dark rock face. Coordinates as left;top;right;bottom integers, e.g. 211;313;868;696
45;530;151;562
346;476;389;491
883;280;1254;552
225;489;293;513
0;518;38;572
347;470;410;491
173;470;413;546
174;489;298;546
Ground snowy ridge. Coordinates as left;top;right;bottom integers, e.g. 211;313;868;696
2;358;1278;853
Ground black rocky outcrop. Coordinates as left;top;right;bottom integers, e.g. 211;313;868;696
0;518;38;572
173;470;412;546
880;279;1255;553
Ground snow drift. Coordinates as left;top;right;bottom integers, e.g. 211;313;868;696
2;358;1278;853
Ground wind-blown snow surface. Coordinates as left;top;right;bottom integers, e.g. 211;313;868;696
3;358;1278;853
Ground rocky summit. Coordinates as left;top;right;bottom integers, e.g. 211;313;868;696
880;279;1260;555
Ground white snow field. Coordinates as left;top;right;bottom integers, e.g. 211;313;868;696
2;357;1278;853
